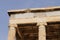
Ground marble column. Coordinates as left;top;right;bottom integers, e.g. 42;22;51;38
37;22;47;40
8;24;17;40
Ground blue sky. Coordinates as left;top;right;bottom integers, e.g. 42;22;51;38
0;0;60;40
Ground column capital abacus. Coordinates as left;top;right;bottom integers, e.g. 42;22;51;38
37;22;47;26
37;17;47;26
9;24;17;28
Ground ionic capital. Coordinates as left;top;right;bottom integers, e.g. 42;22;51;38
37;17;47;26
9;24;17;28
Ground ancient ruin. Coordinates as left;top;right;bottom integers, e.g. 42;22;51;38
8;6;60;40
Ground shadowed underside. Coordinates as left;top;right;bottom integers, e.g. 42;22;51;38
16;23;38;40
16;22;60;40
